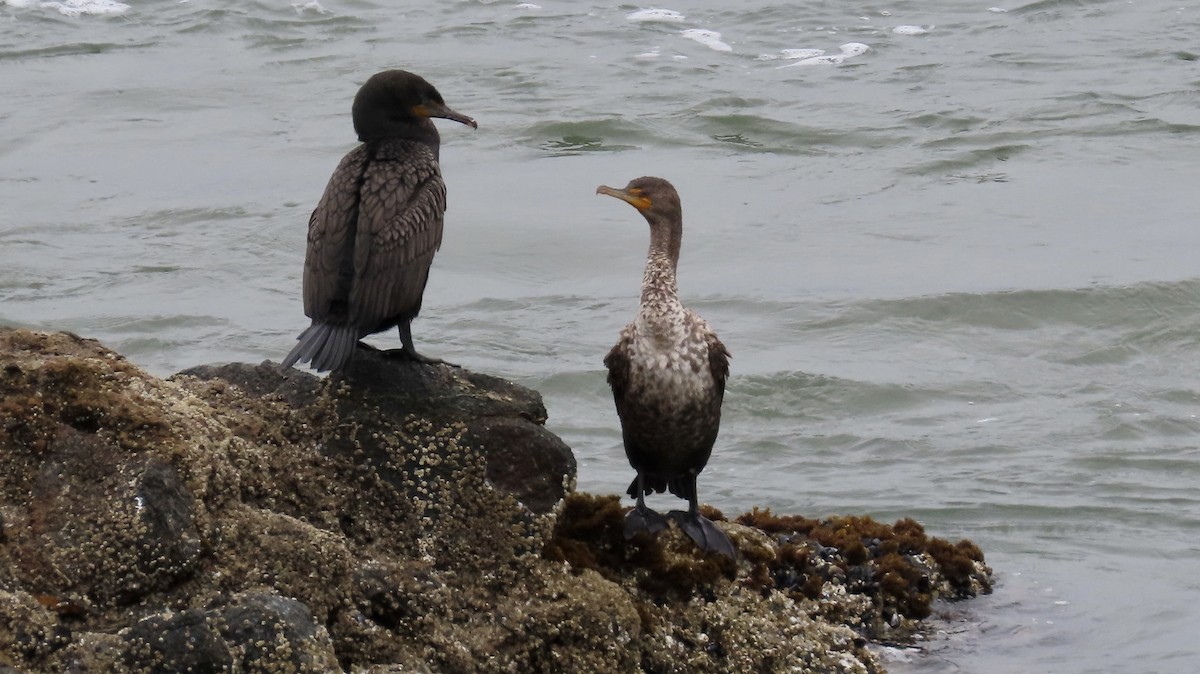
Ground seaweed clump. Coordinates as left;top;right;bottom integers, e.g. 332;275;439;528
736;508;992;637
544;493;737;598
545;493;885;672
547;497;992;647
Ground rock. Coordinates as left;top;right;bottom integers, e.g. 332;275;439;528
0;329;992;673
178;352;577;517
121;608;233;673
215;591;341;672
0;589;69;662
27;430;201;606
118;591;340;673
464;417;574;514
180;360;324;409
57;632;126;674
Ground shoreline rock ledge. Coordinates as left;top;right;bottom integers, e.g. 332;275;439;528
0;328;991;673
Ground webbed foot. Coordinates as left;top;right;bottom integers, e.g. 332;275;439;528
624;506;670;539
670;510;737;559
395;322;459;368
381;348;459;368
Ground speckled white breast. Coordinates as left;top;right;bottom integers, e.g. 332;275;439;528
623;306;716;409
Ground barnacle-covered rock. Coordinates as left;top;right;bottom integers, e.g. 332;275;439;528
0;329;991;673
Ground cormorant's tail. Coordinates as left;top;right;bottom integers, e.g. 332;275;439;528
626;474;671;499
281;323;359;373
626;476;640;499
667;474;696;503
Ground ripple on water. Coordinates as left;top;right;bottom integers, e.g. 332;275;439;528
523;119;648;155
0;42;147;60
728;371;932;420
841;281;1200;335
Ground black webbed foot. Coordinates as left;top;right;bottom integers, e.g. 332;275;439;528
380;348;460;368
395;322;459;367
670;510;737;559
624;506;670;539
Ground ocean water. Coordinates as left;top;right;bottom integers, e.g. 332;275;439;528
3;0;1200;671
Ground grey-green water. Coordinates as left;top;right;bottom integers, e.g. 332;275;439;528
3;0;1200;670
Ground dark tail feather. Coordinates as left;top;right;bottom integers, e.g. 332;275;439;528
667;474;697;503
281;323;359;373
625;476;640;499
626;474;669;498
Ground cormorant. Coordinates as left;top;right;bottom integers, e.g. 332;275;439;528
596;176;736;558
282;69;476;373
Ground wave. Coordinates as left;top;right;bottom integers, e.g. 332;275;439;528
798;278;1200;334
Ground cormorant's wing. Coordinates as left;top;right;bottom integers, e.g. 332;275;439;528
605;325;650;493
604;325;636;404
348;141;447;329
681;310;731;399
703;323;731;398
302;146;369;322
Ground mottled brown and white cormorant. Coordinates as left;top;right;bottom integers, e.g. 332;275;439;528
282;69;476;373
597;176;736;558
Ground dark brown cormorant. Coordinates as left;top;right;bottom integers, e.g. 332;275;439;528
282;69;476;373
597;176;736;558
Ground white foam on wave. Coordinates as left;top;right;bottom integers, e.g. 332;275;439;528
635;48;689;60
756;48;825;61
514;2;542;8
988;6;1008;12
25;0;128;15
784;48;826;59
291;1;327;14
625;8;685;23
776;42;869;68
892;24;933;35
790;54;846;66
680;28;731;52
839;42;870;56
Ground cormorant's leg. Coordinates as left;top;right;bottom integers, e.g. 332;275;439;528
671;492;737;559
624;474;669;539
390;320;458;367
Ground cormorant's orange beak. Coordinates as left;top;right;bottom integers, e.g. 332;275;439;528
596;185;652;211
413;102;478;129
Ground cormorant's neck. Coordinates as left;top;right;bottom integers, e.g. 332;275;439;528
640;216;681;307
356;117;442;157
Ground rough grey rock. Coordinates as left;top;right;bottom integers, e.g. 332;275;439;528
0;328;990;674
118;591;339;673
215;591;341;671
121;608;232;673
27;429;201;606
179;351;577;516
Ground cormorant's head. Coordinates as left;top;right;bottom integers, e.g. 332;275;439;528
352;69;477;143
595;176;682;227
